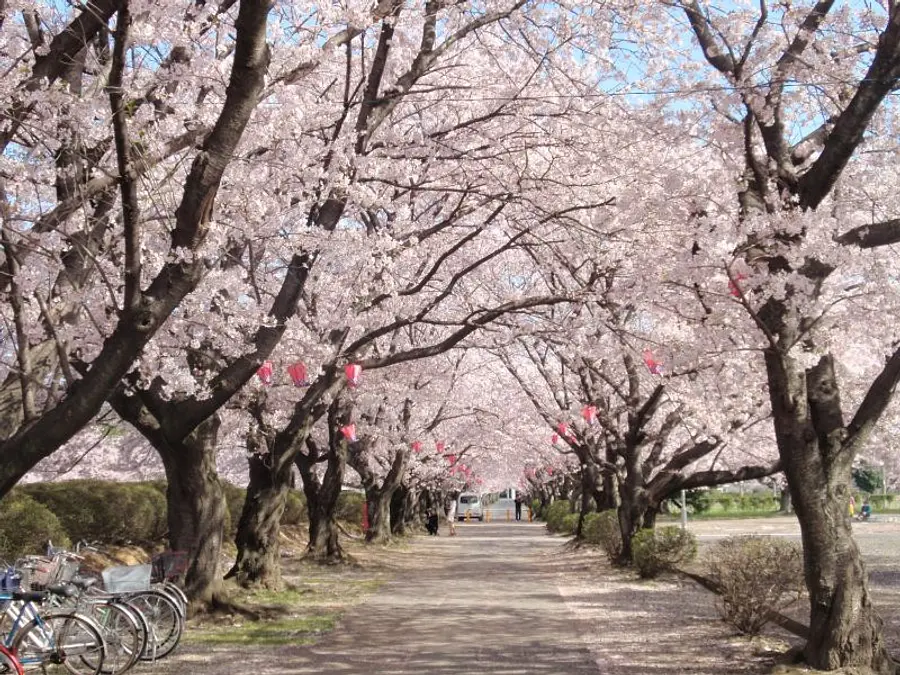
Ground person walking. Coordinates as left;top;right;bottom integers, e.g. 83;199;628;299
446;495;458;536
514;494;523;521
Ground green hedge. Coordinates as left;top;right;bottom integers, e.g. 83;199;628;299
0;493;70;560
544;500;573;533
4;480;308;553
20;480;167;545
678;489;779;515
632;526;697;578
336;491;365;528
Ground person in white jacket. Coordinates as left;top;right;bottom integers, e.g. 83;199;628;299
446;497;457;536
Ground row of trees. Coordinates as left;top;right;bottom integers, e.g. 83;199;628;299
3;0;900;671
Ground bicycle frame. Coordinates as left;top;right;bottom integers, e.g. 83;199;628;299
0;644;23;675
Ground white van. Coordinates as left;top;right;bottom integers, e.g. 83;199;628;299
456;493;484;521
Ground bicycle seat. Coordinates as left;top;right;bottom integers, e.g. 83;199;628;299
46;584;77;598
10;590;45;603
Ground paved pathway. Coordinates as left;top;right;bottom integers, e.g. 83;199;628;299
289;522;599;674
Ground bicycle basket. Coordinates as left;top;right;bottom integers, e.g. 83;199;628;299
20;557;56;590
102;564;152;593
151;551;189;583
0;568;20;592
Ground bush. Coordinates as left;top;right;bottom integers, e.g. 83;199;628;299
336;491;365;528
684;489;711;514
219;482;247;539
632;526;697;579
706;535;805;635
585;510;622;562
543;501;573;533
530;499;543;520
21;481;166;544
561;513;579;535
282;490;307;525
0;493;70;559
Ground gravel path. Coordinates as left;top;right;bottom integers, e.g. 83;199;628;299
154;517;900;674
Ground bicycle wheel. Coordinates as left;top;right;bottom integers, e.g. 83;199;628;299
11;610;105;675
124;592;183;661
0;647;23;675
86;602;141;675
156;583;187;617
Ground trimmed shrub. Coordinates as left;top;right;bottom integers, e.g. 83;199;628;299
530;499;543;520
543;500;573;533
336;491;365;527
21;481;166;544
561;513;579;535
632;526;697;578
282;490;307;525
220;482;247;539
706;535;804;635
586;510;622;562
0;493;70;559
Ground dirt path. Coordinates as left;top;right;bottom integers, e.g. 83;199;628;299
155;518;900;674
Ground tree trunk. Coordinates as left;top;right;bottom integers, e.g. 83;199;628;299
297;440;346;562
766;350;894;673
616;448;649;565
226;452;291;589
156;416;226;604
366;489;392;544
392;486;416;535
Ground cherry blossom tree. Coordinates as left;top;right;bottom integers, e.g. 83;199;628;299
626;0;900;667
0;0;274;501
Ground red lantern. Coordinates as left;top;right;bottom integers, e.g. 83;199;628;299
257;361;274;385
729;273;747;298
287;362;309;387
446;453;457;466
642;349;663;375
581;405;597;425
340;424;357;442
344;363;362;387
411;441;422;453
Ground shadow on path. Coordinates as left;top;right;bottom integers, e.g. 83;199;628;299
287;523;599;674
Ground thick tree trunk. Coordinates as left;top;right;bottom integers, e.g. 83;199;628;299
156;416;226;604
297;440;346;562
366;490;392;544
616;449;649;565
766;350;894;673
226;453;291;589
392;486;416;535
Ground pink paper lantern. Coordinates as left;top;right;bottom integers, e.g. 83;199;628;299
446;453;457;466
582;405;597;425
340;424;357;442
287;362;309;387
345;363;362;387
436;441;446;454
551;433;560;445
729;273;747;298
411;441;422;453
257;361;274;385
642;349;663;375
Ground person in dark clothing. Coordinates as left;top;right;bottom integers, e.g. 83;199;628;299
514;494;523;521
425;510;439;535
